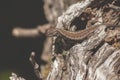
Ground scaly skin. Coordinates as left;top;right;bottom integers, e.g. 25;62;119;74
46;24;119;41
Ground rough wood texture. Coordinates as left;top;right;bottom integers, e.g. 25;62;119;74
45;0;120;80
47;25;120;80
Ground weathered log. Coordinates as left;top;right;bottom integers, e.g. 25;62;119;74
44;0;120;80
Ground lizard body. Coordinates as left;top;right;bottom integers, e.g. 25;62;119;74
46;24;120;41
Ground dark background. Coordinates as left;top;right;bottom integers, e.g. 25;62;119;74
0;0;47;80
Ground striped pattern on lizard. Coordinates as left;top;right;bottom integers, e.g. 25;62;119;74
46;24;120;41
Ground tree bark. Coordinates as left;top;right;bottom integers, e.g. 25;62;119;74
44;0;120;80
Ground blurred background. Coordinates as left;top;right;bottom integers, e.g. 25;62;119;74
0;0;47;80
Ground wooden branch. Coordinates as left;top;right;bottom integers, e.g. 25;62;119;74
41;37;53;62
9;73;25;80
12;27;40;37
29;52;42;80
12;24;53;38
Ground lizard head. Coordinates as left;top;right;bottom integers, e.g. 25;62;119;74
46;28;58;37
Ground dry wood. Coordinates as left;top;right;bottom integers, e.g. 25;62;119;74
45;0;120;80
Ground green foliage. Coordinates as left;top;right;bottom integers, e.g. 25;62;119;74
0;70;12;80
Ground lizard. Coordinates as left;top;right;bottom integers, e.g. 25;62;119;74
46;24;120;41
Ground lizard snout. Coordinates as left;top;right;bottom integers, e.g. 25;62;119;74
46;28;58;37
